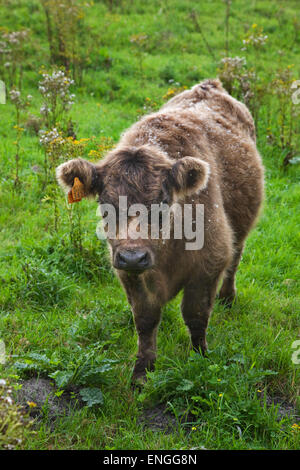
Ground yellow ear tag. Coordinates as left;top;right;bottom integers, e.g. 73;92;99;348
68;177;86;204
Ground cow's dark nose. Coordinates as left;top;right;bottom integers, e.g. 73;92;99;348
115;249;152;271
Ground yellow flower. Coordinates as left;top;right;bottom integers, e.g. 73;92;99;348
27;401;37;408
163;89;176;100
252;24;257;28
88;150;99;157
219;393;223;397
192;426;197;431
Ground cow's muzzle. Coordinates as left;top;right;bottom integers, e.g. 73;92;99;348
114;248;153;272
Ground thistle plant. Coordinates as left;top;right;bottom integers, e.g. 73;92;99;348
218;56;247;96
242;24;268;50
39;131;88;177
39;129;89;238
218;56;264;125
38;69;75;131
0;30;29;90
38;68;75;189
38;131;113;242
0;37;10;82
221;24;268;128
40;0;91;84
270;66;300;167
9;88;32;188
39;128;64;230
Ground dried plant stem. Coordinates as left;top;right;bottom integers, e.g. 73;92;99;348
190;10;216;61
224;0;231;57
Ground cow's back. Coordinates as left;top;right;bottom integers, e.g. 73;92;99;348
121;79;264;240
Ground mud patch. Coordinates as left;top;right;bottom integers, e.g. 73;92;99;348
266;396;299;422
139;397;299;434
139;404;179;433
16;378;81;425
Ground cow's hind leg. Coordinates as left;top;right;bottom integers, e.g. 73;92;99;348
181;274;222;355
218;242;244;306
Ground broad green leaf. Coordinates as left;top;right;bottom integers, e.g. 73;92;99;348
79;387;104;407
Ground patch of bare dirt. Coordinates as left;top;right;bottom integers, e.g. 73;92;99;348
266;396;299;422
15;378;81;424
139;397;300;434
138;404;181;433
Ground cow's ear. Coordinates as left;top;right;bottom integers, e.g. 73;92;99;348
56;158;103;198
169;156;210;197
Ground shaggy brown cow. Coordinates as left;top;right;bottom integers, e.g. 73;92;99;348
56;79;264;383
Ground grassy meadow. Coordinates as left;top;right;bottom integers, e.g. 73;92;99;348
0;0;299;450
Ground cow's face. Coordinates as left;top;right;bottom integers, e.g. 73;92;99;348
56;145;209;273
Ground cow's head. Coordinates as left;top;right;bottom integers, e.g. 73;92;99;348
56;145;209;273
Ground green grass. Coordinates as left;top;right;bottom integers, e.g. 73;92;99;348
0;0;299;450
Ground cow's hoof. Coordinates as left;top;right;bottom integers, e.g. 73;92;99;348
217;290;236;309
192;342;208;357
131;374;147;390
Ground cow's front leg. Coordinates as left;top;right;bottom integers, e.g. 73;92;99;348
131;307;162;384
181;275;221;355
